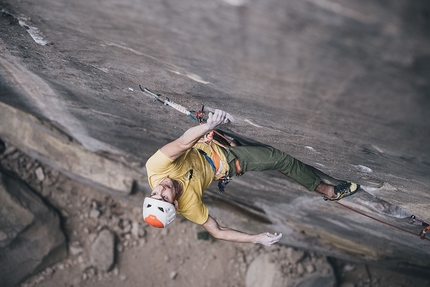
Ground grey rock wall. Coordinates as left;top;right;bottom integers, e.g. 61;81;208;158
0;0;429;275
0;171;67;287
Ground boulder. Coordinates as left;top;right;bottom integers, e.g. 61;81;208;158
0;171;67;287
246;252;336;287
286;247;305;264
89;228;115;271
246;253;285;287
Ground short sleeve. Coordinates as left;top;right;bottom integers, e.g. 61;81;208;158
145;150;176;189
146;150;173;173
178;202;209;225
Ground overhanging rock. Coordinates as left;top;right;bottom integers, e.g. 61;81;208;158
0;0;430;276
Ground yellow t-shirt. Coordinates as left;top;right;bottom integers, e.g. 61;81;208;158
145;142;229;225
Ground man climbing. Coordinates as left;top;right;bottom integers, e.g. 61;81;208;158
143;109;359;246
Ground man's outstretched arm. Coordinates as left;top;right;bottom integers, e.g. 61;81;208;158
202;215;282;246
160;109;229;160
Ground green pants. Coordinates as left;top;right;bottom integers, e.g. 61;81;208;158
222;145;321;191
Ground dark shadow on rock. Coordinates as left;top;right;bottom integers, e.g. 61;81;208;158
0;170;68;287
0;138;5;154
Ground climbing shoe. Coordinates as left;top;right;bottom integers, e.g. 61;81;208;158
324;181;359;201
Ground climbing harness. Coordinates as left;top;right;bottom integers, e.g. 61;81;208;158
198;129;244;193
198;106;244;192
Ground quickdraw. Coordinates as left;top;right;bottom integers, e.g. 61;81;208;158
420;226;430;240
410;215;430;240
196;105;206;123
140;86;235;124
139;86;200;122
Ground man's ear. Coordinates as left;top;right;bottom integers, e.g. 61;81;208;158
173;200;179;211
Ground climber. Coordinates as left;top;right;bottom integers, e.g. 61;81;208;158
143;109;359;246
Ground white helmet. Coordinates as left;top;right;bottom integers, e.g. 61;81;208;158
142;197;176;228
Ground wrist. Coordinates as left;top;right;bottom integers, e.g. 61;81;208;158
251;234;261;244
203;122;216;132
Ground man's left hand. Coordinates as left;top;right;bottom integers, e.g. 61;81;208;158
253;232;283;246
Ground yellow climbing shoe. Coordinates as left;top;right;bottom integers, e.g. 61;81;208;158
324;181;359;201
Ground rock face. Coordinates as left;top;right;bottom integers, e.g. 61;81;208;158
0;171;67;287
0;0;430;274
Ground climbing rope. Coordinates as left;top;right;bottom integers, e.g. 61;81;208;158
334;201;430;242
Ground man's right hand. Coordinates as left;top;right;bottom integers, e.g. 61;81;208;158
206;109;230;130
159;109;230;161
253;232;283;246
